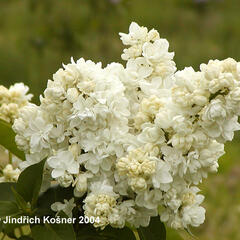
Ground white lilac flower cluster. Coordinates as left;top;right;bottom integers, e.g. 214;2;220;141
13;22;240;230
0;83;32;183
0;148;21;183
0;83;33;123
0;163;21;183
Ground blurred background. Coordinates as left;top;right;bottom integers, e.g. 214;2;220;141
0;0;240;239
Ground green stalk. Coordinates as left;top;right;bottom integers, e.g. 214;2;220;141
9;151;12;165
133;229;141;240
0;233;6;240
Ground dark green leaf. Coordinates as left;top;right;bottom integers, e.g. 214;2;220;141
75;223;103;240
76;223;135;240
36;185;73;217
138;217;166;240
31;225;58;240
100;226;135;240
31;212;76;240
18;237;34;240
0;182;16;201
46;211;76;240
0;119;25;160
11;187;28;211
0;201;19;217
16;159;46;206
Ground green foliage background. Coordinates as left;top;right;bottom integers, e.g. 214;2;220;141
0;0;240;239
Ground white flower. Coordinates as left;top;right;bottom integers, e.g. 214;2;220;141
116;147;161;192
57;174;73;188
152;160;173;189
47;150;79;178
182;205;205;228
66;88;79;103
200;98;240;141
202;98;226;122
0;83;33;122
83;181;119;229
135;189;162;209
161;146;187;177
200;58;238;94
226;87;240;114
51;198;76;218
155;108;174;129
172;115;193;136
142;39;174;64
172;67;209;108
138;123;165;145
126;57;153;79
74;172;92;197
28;115;53;153
119;22;148;46
220;116;240;141
170;134;193;152
13;104;53;153
0;164;20;182
8;83;33;103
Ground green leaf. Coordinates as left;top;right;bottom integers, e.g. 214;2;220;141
11;187;28;211
0;182;16;201
138;217;166;240
18;237;34;240
76;223;135;240
31;212;76;240
46;211;76;240
36;185;74;217
16;159;46;206
100;226;136;240
0;201;19;217
75;222;102;240
0;119;25;160
31;225;58;240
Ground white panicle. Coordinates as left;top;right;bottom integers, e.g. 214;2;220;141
13;22;240;230
0;83;33;123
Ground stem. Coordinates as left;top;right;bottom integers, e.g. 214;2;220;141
0;233;6;240
9;151;12;165
133;229;141;240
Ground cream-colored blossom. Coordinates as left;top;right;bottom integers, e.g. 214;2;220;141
11;22;240;231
